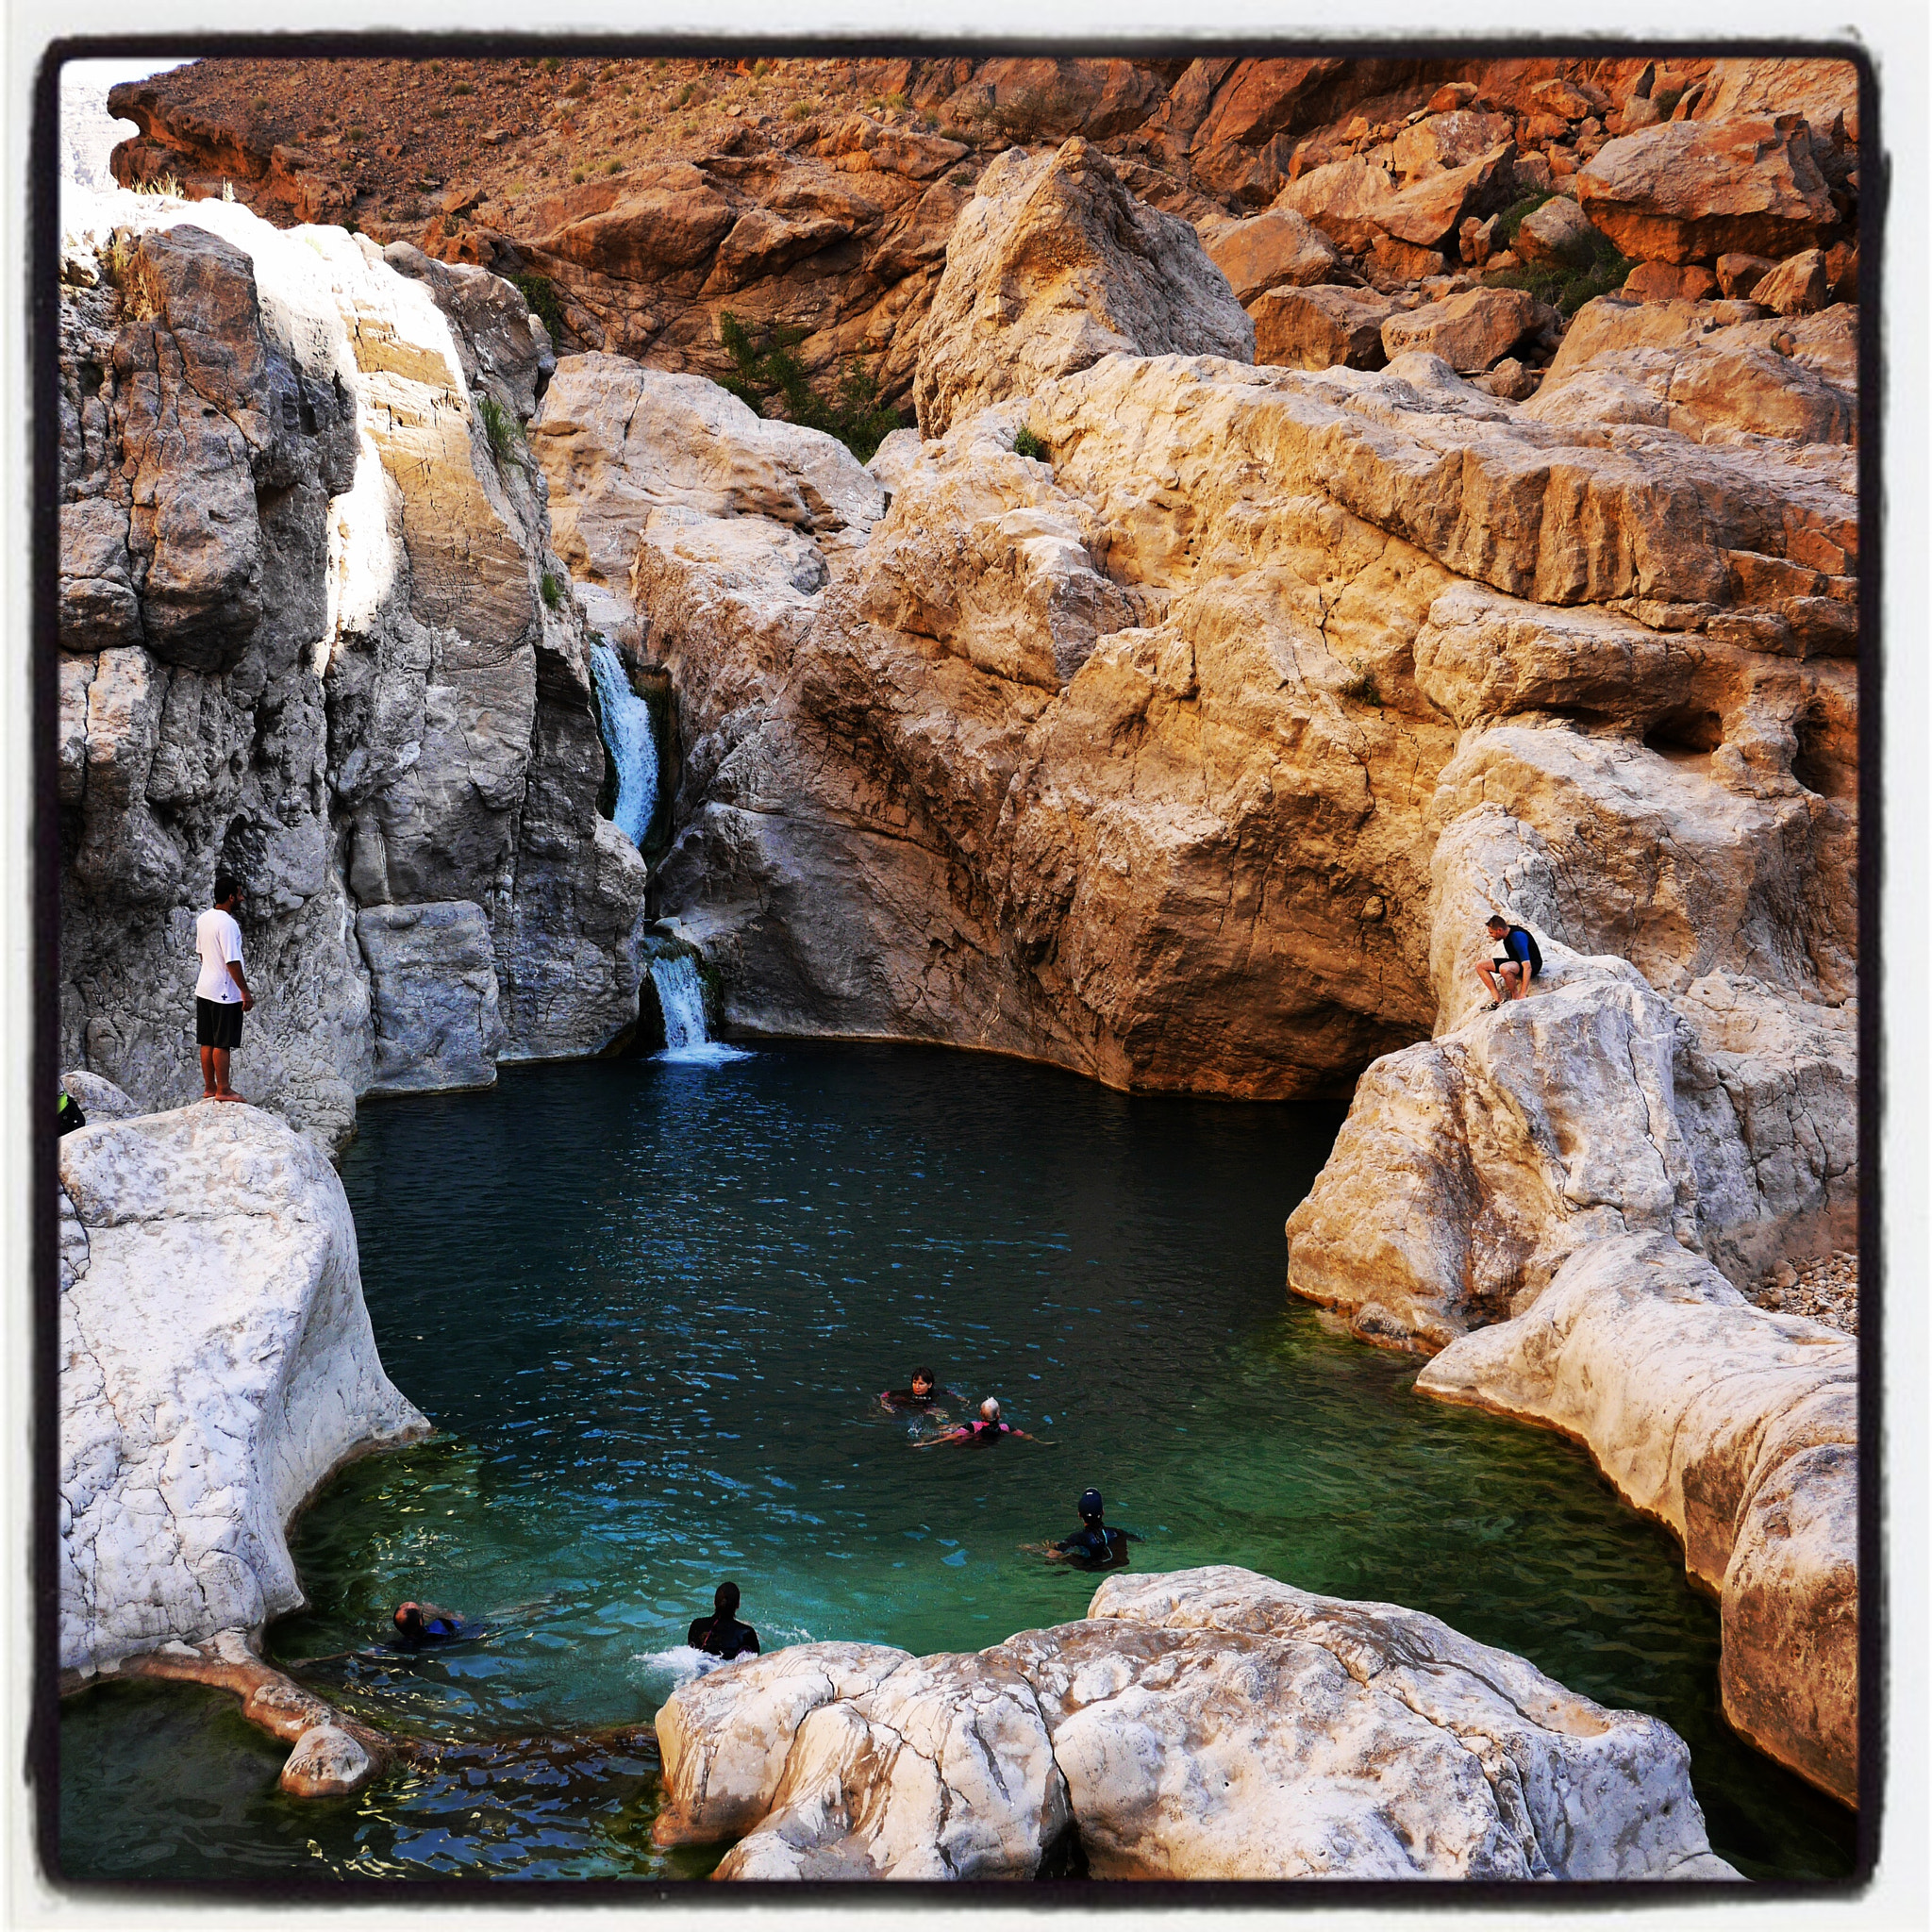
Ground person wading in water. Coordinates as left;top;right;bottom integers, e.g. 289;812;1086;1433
194;874;255;1101
688;1582;759;1660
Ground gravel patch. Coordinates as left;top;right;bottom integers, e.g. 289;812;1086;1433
1746;1249;1857;1336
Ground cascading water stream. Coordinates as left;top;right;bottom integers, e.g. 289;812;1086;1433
649;954;750;1063
589;640;658;850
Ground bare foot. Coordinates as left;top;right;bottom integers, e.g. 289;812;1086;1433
212;1091;248;1103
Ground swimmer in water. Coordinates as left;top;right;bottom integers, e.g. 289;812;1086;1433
912;1396;1053;1447
391;1600;468;1646
878;1367;963;1414
1025;1489;1140;1569
688;1581;760;1661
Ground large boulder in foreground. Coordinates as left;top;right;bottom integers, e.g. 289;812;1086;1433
1418;1233;1857;1808
652;1566;1737;1880
58;1103;427;1673
913;137;1253;438
1575;118;1840;266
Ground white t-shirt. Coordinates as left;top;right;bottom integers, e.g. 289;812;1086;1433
194;908;244;1003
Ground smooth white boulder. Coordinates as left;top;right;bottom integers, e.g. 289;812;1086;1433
58;1104;428;1673
1418;1233;1857;1807
652;1567;1737;1880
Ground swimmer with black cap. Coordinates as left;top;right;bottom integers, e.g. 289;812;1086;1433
1024;1490;1142;1568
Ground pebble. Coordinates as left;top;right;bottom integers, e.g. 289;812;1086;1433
1745;1249;1857;1336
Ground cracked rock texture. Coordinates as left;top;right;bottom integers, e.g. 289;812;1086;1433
1418;1234;1857;1807
58;191;648;1146
576;321;1852;1118
910;137;1255;438
653;1566;1737;1880
58;1102;427;1674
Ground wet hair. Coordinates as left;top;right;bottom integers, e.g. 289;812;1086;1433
714;1581;741;1616
212;873;242;907
1078;1489;1104;1523
980;1397;1001;1421
394;1603;423;1635
1485;913;1508;930
912;1367;935;1386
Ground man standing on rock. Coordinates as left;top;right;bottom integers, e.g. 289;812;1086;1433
194;874;254;1103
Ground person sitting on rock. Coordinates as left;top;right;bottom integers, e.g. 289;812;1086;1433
688;1581;759;1660
913;1396;1052;1447
391;1600;467;1646
1039;1489;1139;1570
1476;913;1542;1010
878;1367;960;1413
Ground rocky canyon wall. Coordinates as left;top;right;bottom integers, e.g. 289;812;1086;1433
58;192;649;1145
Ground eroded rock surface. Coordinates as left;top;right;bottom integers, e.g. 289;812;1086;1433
1418;1234;1857;1807
58;192;648;1142
58;1102;427;1674
912;138;1253;438
653;1567;1737;1880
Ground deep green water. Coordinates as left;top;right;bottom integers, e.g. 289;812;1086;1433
58;1046;1856;1885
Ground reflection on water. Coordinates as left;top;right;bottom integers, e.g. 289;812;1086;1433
58;1046;1856;1884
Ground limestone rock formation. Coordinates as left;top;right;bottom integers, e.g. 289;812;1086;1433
618;306;1852;1105
912;138;1253;438
1379;286;1545;373
1199;207;1346;302
528;353;885;649
653;1566;1737;1880
58;191;648;1143
1285;956;1856;1352
101;55;1859;439
58;1102;427;1674
1418;1233;1857;1807
1574;119;1841;266
1251;283;1397;369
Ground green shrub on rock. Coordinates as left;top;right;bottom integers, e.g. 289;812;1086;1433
717;310;902;462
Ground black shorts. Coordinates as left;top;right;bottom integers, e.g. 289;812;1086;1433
196;997;243;1049
1493;956;1526;975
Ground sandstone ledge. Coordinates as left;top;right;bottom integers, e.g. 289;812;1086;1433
1416;1233;1857;1808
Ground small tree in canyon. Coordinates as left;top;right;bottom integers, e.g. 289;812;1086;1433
717;310;901;462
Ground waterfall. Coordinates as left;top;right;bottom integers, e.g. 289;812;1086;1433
589;641;658;850
648;954;751;1064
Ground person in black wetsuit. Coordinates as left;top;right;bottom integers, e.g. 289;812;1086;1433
913;1396;1051;1447
1047;1490;1138;1569
688;1581;760;1660
391;1600;467;1646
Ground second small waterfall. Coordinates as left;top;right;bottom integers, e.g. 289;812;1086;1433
648;954;750;1064
590;641;658;850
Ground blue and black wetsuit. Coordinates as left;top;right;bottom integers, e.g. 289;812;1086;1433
1055;1524;1131;1569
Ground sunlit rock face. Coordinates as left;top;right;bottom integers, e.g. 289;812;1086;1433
58;1101;426;1673
57;194;647;1144
652;1566;1739;1880
1419;1233;1858;1807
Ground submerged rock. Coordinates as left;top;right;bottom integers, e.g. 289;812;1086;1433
58;1103;427;1674
1418;1233;1857;1808
654;1567;1739;1880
